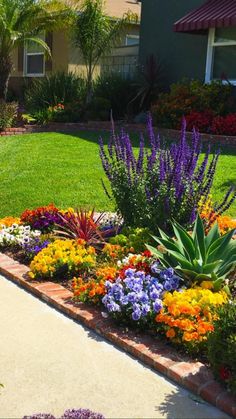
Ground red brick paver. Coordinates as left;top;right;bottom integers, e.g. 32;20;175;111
0;252;235;418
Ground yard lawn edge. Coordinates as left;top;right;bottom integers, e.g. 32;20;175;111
0;251;235;418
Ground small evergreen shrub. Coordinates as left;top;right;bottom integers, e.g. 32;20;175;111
207;303;236;395
0;100;18;131
94;73;137;119
86;96;111;121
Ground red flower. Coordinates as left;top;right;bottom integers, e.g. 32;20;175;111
211;113;236;136
142;250;152;258
219;366;232;381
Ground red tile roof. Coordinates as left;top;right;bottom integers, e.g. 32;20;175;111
174;0;236;33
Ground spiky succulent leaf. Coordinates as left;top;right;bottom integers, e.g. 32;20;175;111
202;260;222;274
172;220;195;260
205;222;221;249
193;214;206;263
207;229;235;260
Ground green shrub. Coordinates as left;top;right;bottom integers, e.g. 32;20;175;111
110;227;151;253
86;96;111;121
32;108;53;125
94;73;137;119
207;303;236;395
25;71;86;112
31;102;82;125
0;100;18;131
152;79;235;129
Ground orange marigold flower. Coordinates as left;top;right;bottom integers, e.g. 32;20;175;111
166;328;176;338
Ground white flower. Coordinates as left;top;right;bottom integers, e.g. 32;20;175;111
23;226;31;232
32;230;41;237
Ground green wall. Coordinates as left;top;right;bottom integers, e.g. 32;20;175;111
139;0;208;86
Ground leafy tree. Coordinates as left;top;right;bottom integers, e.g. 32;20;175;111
73;0;137;105
0;0;74;99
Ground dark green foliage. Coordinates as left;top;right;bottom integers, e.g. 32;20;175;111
25;72;86;112
0;100;18;131
207;303;236;395
86;96;111;121
129;54;163;112
94;73;137;119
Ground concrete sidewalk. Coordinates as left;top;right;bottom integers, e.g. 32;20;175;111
0;275;229;419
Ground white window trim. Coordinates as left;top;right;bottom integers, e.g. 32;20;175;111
24;40;45;77
205;27;236;85
125;34;140;46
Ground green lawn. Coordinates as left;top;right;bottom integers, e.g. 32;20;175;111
0;130;235;218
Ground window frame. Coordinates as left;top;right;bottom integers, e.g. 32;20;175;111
125;34;140;47
205;27;236;85
24;38;45;77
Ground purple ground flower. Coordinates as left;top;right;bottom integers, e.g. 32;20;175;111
102;265;181;325
62;408;105;419
23;414;55;419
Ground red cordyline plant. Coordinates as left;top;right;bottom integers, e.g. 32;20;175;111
54;209;115;249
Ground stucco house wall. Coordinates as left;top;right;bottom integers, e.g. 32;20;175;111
9;0;141;97
139;0;208;87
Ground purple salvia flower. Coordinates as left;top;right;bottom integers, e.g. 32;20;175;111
136;134;144;175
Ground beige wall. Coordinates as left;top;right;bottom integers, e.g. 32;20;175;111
68;23;140;78
9;23;139;82
52;30;69;73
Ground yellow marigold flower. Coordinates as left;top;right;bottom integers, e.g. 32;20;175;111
200;281;214;290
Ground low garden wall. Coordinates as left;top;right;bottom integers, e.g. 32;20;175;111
1;123;236;147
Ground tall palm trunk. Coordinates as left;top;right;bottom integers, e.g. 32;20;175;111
0;54;13;100
85;63;93;106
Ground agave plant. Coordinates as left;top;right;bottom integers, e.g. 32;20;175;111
54;209;115;249
147;214;236;289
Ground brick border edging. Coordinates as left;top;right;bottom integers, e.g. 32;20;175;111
0;252;235;418
1;123;236;146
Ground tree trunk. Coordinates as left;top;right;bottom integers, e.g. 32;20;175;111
85;65;93;106
0;54;13;100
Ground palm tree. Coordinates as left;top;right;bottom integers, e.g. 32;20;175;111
0;0;74;100
73;0;137;105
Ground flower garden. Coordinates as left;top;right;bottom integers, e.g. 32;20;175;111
0;118;236;402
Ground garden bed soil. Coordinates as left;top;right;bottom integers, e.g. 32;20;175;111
0;251;235;418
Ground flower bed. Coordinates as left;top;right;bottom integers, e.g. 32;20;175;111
0;202;235;397
0;121;235;414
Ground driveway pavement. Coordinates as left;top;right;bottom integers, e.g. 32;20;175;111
0;275;229;419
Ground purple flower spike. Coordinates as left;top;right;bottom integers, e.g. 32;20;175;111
99;117;236;232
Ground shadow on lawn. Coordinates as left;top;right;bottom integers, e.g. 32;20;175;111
56;128;236;155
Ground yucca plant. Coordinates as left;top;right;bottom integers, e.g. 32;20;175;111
147;214;236;289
